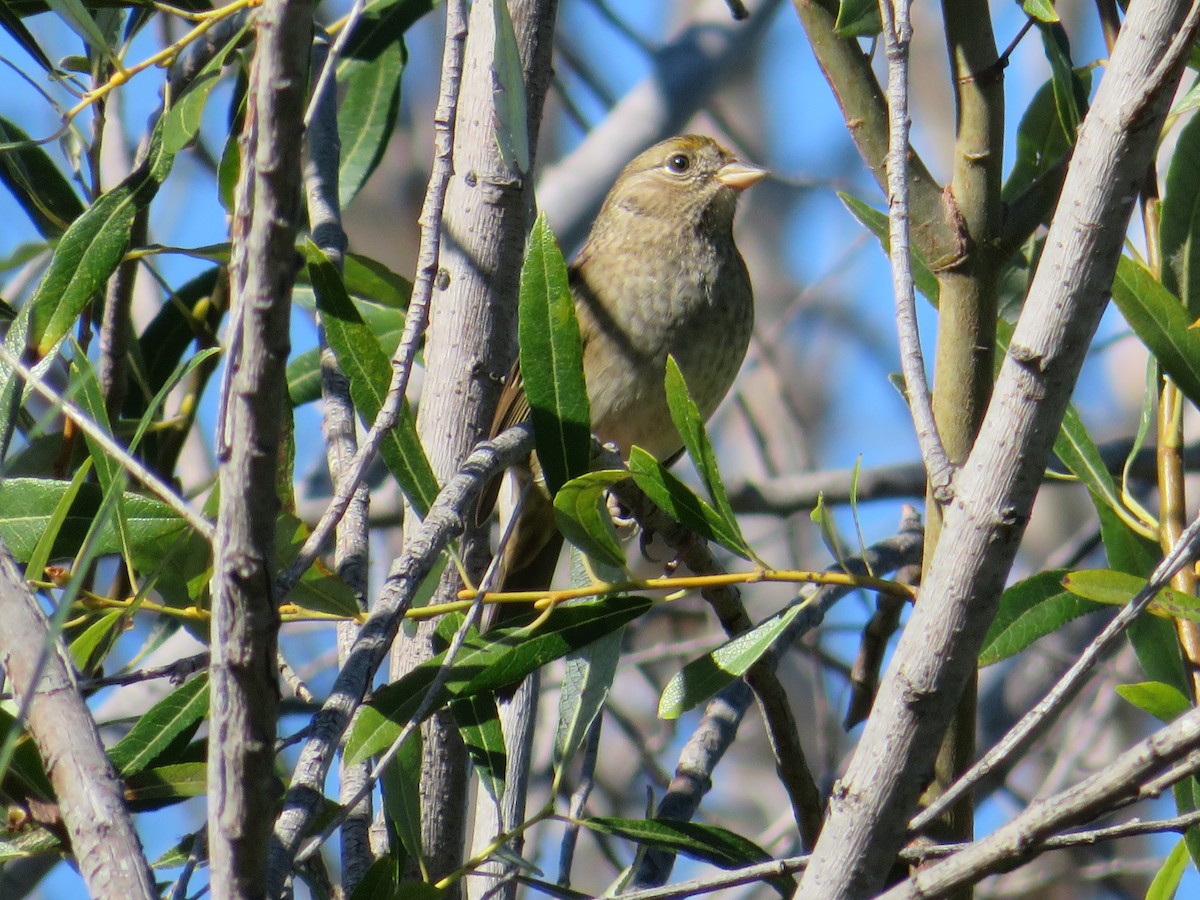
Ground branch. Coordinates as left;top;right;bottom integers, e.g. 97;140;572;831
275;0;467;598
208;0;311;894
912;506;1200;832
878;0;953;499
789;0;959;267
302;30;374;896
882;708;1200;900
0;542;156;898
799;1;1200;893
267;424;535;894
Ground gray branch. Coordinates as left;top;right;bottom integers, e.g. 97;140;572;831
798;1;1200;895
0;542;156;899
207;1;311;896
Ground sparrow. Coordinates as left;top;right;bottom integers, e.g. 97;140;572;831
487;134;766;600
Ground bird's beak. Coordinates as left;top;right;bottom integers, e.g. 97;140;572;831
717;160;769;191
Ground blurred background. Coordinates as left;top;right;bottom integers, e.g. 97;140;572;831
0;0;1180;897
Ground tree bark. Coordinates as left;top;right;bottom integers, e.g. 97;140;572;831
798;0;1200;895
208;0;310;895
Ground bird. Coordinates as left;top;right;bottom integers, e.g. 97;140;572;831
485;134;766;605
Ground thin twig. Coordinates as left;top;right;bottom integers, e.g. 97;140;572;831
878;0;954;500
0;345;214;542
275;0;469;598
266;423;535;894
912;506;1200;832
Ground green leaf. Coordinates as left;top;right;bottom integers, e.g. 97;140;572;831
1022;0;1059;23
343;0;436;60
0;117;84;237
1115;681;1192;723
491;0;529;174
1095;504;1190;692
28;122;174;355
1062;569;1200;622
0;301;34;457
659;603;803;719
979;570;1105;667
338;38;406;203
68;610;124;674
162;21;247;153
277;513;361;617
349;857;401;900
834;0;880;37
45;0;116;60
551;470;628;571
305;242;439;515
1038;24;1086;148
0;478;187;563
1111;255;1200;409
69;347;135;571
553;626;621;782
291;255;412;407
346;597;651;764
452;694;507;804
1051;403;1135;537
577;817;794;898
519;213;590;496
662;357;755;561
1146;839;1189;900
628;448;750;560
1004;70;1091;202
838;192;939;304
379;728;424;868
0;4;56;75
124;762;208;809
1161;112;1200;319
108;674;209;776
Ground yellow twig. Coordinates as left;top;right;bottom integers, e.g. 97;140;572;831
64;0;261;123
455;568;916;609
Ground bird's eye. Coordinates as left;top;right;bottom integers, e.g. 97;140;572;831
666;153;691;174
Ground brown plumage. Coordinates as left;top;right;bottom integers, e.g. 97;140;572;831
488;134;766;602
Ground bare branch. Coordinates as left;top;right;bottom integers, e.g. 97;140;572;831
267;423;536;892
912;506;1200;832
0;542;156;899
883;709;1200;900
799;2;1200;893
878;0;953;500
276;0;468;597
208;0;312;893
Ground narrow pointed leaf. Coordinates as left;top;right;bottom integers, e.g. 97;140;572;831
305;242;438;515
1161;112;1200;318
552;469;628;570
162;22;247;153
578;817;794;898
1063;569;1200;622
338;38;406;203
379;730;424;866
663;357;750;560
0;117;84;237
519;213;590;496
346;597;651;764
659;604;804;719
628;446;750;560
109;674;209;776
492;0;529;174
1115;681;1192;723
0;478;187;563
1111;255;1200;409
452;694;506;803
979;569;1106;666
838;192;939;303
28;123;174;355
